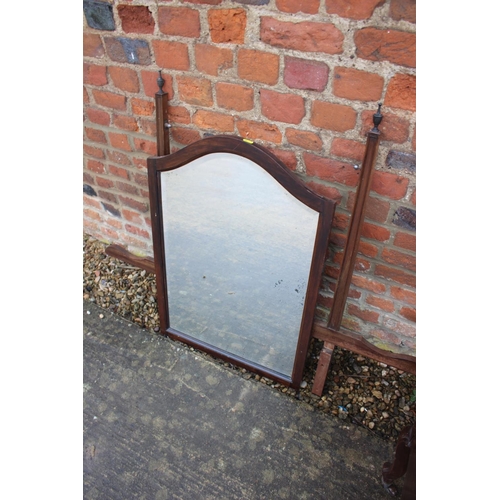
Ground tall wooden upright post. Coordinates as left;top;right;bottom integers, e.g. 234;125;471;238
155;70;171;157
311;105;383;396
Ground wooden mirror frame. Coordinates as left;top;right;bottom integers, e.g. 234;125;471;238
147;136;335;388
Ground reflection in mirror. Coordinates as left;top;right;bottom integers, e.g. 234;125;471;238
162;154;318;376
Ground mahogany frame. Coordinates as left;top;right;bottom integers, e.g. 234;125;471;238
147;136;335;388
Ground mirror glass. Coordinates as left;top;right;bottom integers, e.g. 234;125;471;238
161;152;319;377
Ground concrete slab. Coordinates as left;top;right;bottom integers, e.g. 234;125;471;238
83;300;395;499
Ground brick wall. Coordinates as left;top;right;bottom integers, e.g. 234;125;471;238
83;0;416;356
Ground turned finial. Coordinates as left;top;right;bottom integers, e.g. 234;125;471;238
372;103;383;132
157;70;165;94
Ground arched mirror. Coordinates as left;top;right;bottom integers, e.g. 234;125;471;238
148;136;335;388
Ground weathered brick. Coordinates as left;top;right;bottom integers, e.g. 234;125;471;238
158;7;200;37
371;170;409;200
83;33;104;58
177;76;213;107
168;106;191;125
267;148;297;171
104;37;151;65
400;306;416;322
305;181;342;203
382;316;415;337
171;127;202;145
131;98;155;116
348;304;379;323
375;264;415;287
394;231;415;251
117;5;155;34
362;222;391;242
84;146;106;160
370;327;402;347
361;110;409;144
354;28;416;68
83;1;115;31
109;132;132;151
358;240;378;258
285;129;323;151
260;89;305;125
325;0;384;20
142;70;174;98
85;127;107;144
84;207;102;221
193;110;234;132
237;49;279;85
183;0;223;4
366;295;395;313
152;40;190;71
108;66;140;93
261;17;344;54
385;150;416;172
125;224;150;240
333;67;384;101
390;0;416;23
133;137;157;155
284;57;329;92
331;138;365;162
216;82;253;111
96;176;114;189
116;181;139;196
311;101;357;132
93;90;127;111
99;190;118;204
276;0;319;14
234;0;269;4
86;158;105;173
385;73;416;111
86;107;110;126
381;248;415;272
195;44;233;76
392;206;416;230
390;286;416;305
122;208;143;224
113;113;139;132
108;151;131;166
236;119;282;144
108;165;130;180
118;195;148;213
303;153;358;186
208;9;246;43
139;119;156;137
83;63;107;86
349;196;391;224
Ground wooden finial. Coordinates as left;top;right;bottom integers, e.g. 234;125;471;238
372;103;383;132
157;70;165;95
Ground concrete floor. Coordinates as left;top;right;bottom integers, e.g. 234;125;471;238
83;300;397;499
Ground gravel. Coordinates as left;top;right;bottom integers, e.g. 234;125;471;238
83;234;416;442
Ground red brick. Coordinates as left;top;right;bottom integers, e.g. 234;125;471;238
216;82;253;111
340;316;361;331
305;181;342;203
260;89;305;125
351;275;386;294
267;148;297;171
285;129;323;151
390;0;416;23
384;73;416;112
371;170;409;199
84;208;102;221
381;248;415;272
125;224;150;240
171;127;202;145
168;106;191;125
108;165;130;180
177;76;213;106
311;101;357;132
361;110;410;144
142;70;174;99
116;181;139;196
117;5;155;34
86;108;110;126
113;113;138;132
333;67;384;101
133;137;157;155
303;153;359;186
83;172;95;185
354;28;416;68
358;240;378;258
158;6;200;37
237;49;279;85
375;264;415;287
331;138;365;162
394;231;415;251
118;195;148;213
325;0;384;20
261;17;344;55
284;56;329;92
84;86;90;105
366;295;395;313
333;212;349;230
85;159;105;174
84;145;106;160
183;0;222;4
133;172;149;188
108;151;131;166
348;304;379;323
122;209;143;224
109;132;132;151
362;222;391;242
236;120;282;144
382;316;415;337
347;195;391;223
83;195;100;209
83;33;104;58
93;90;126;111
390;286;416;305
102;227;120;241
276;0;319;14
85;127;107;144
131;98;155;116
122;234;149;249
83;63;107;86
96;176;114;189
152;40;190;71
193;110;234;132
108;66;140;93
400;306;416;322
208;8;246;44
195;44;233;76
139;119;156;137
105;217;123;230
98;190;118;204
